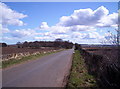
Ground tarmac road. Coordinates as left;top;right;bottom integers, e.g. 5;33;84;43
2;49;74;87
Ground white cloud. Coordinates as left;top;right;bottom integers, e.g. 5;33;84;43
39;24;96;35
39;22;69;34
1;2;29;43
71;32;86;39
70;31;104;44
58;6;117;28
39;22;49;30
37;6;118;36
0;24;10;33
97;12;118;27
58;6;109;27
36;31;104;44
54;34;69;39
34;31;69;41
11;29;36;38
71;31;103;39
83;32;103;39
0;2;27;26
34;36;52;40
2;36;12;40
68;25;96;31
2;27;10;33
50;26;69;34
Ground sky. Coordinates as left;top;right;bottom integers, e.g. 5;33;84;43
0;2;119;44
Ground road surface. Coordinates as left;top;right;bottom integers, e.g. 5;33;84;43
2;49;74;87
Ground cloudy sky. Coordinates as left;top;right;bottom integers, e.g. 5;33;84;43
0;2;118;44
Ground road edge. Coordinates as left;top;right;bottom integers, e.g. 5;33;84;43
62;49;74;87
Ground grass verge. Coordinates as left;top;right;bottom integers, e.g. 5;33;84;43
66;50;98;88
2;49;64;69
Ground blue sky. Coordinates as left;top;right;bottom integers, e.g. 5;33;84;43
1;2;118;44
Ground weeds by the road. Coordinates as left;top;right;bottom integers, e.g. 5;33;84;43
2;49;64;68
66;50;97;88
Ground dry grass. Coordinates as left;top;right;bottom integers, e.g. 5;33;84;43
2;49;64;68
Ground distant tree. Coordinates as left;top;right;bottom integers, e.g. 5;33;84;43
29;42;33;48
64;41;73;49
75;43;81;50
34;41;40;48
16;42;22;48
2;43;7;47
55;38;63;42
23;41;29;48
54;41;61;48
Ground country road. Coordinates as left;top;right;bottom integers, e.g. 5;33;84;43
2;49;74;87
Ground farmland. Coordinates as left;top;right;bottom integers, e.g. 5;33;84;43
2;47;59;55
2;47;61;61
82;47;119;63
1;41;73;61
1;41;73;68
2;48;63;68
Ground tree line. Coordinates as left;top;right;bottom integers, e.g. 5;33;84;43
16;40;73;49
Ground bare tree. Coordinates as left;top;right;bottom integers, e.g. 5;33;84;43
116;27;120;46
101;9;120;46
101;29;119;46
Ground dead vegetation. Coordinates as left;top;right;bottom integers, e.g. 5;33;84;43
74;43;120;88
